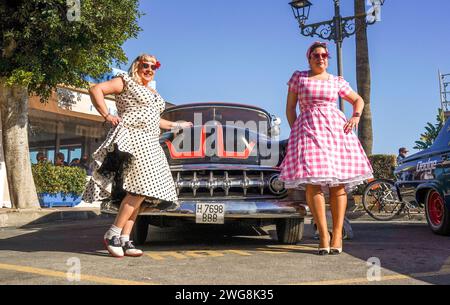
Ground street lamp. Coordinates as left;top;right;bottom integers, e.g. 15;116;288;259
439;70;450;114
289;0;385;111
289;0;312;25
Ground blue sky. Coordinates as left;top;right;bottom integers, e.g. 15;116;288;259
116;0;450;156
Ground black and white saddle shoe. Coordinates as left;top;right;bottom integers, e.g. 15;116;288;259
122;241;143;257
103;235;124;258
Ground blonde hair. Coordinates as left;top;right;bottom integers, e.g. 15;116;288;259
128;53;156;85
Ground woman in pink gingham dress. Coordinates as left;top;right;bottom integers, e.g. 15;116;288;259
279;42;373;255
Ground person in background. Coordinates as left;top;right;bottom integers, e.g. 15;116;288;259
36;152;47;163
70;158;81;167
55;152;68;166
79;155;91;174
397;147;409;164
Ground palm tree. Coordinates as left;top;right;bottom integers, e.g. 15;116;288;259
355;0;373;155
414;109;446;150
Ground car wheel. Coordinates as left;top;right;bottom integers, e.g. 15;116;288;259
425;190;450;236
131;216;149;245
276;218;304;244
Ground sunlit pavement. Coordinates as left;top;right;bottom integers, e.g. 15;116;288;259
0;217;449;285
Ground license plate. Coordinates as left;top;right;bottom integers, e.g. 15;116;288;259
195;203;225;224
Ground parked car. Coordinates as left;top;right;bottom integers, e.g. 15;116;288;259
101;102;308;244
394;118;450;235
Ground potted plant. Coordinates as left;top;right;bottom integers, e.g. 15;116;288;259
32;162;87;208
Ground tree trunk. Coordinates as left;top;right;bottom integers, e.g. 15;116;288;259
0;80;40;209
355;0;373;155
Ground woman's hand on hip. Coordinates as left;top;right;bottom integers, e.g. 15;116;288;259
105;114;121;126
344;117;360;134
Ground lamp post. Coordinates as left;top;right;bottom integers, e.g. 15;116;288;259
439;70;450;117
289;0;385;111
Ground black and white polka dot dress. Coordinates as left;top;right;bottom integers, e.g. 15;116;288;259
83;73;178;204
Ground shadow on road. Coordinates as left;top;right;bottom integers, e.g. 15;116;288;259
1;218;449;284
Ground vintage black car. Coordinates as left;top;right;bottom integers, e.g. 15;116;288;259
394;118;450;235
101;102;308;244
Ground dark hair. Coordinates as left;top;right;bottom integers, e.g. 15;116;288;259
36;152;45;161
307;42;330;59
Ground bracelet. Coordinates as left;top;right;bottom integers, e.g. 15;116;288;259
104;113;111;120
352;112;361;118
173;122;181;129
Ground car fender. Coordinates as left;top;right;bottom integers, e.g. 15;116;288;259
415;183;447;207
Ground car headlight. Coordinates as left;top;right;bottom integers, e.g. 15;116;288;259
269;174;287;195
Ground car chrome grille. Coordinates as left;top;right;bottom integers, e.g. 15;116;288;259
173;170;287;199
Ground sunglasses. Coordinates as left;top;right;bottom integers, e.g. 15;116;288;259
141;61;161;71
311;53;329;60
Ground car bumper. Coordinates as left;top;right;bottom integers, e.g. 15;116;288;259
101;199;308;219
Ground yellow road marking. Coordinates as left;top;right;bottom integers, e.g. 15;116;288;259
185;250;224;258
265;245;317;251
3;262;447;286
256;249;291;255
143;245;319;260
224;250;253;256
0;263;156;285
255;244;317;254
146;251;187;260
145;249;254;260
291;270;450;285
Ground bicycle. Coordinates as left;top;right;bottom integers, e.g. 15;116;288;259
361;179;424;221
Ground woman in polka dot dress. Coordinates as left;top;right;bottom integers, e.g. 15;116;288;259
279;42;373;256
83;54;192;258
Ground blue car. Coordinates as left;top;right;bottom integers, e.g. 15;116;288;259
394;118;450;235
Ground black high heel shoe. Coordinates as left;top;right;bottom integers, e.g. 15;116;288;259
330;238;343;255
318;247;330;256
330;247;343;255
317;233;331;256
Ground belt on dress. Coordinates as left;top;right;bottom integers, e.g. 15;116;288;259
115;121;160;138
300;102;338;111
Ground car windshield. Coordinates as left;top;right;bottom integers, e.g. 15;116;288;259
430;118;450;151
161;105;272;135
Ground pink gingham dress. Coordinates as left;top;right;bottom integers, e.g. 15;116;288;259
279;70;373;192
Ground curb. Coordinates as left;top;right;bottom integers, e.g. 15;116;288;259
0;207;112;228
346;211;426;222
0;206;426;229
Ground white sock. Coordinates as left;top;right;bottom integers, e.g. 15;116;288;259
104;225;122;240
120;235;130;246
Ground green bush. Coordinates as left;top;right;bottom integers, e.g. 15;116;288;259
32;162;87;195
369;154;397;180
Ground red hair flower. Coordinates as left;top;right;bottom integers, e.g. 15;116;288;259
152;61;161;70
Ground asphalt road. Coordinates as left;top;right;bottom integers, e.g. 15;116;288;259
0;217;449;285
